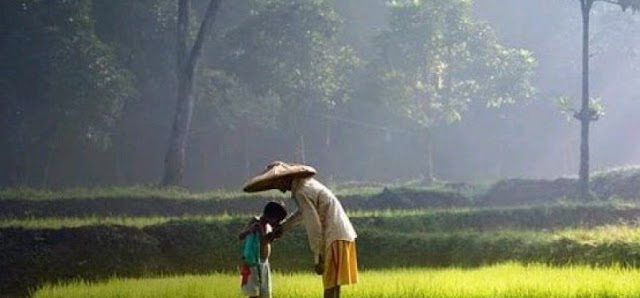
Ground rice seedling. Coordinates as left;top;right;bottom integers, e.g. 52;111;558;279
33;263;640;298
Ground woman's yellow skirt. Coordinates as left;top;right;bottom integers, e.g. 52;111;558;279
323;240;358;289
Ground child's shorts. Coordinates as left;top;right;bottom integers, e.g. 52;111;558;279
241;261;271;298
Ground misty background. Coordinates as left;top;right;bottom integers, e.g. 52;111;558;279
1;0;639;191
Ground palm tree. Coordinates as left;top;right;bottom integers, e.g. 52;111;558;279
573;0;639;199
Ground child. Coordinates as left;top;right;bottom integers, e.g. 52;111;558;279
239;201;287;298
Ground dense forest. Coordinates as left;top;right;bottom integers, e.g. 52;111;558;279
1;0;639;190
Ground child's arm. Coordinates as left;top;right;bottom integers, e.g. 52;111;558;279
238;217;259;240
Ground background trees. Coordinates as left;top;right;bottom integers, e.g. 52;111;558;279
371;0;535;181
0;0;134;187
216;0;359;164
1;0;638;190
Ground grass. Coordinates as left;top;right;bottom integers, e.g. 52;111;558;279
0;214;239;229
556;224;640;243
33;263;640;298
0;209;443;229
0;184;384;201
0;180;480;201
0;185;277;201
4;201;640;230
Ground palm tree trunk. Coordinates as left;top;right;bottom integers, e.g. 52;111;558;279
578;0;592;199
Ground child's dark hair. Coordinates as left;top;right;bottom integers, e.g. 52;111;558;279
263;201;287;221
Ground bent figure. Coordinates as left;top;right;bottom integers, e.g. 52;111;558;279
243;161;358;298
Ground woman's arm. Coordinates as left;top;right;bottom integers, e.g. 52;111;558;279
280;208;303;232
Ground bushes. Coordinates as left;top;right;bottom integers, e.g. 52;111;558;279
6;216;640;297
3;169;640;220
592;168;640;200
351;204;640;233
0;187;470;219
357;229;640;269
480;178;576;206
0;225;161;297
480;167;640;206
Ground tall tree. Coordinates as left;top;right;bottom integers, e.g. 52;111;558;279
573;0;639;199
162;0;221;186
373;0;535;181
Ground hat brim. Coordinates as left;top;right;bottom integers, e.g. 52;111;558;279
242;163;316;193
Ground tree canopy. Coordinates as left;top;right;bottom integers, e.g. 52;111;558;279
372;0;535;128
7;0;636;189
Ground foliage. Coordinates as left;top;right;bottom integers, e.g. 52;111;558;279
372;0;536;128
556;95;605;122
217;0;360;128
93;0;176;98
0;0;135;186
195;69;282;130
604;0;640;12
591;166;640;199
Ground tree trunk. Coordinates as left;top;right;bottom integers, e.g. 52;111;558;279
162;73;194;186
578;0;592;199
162;0;221;187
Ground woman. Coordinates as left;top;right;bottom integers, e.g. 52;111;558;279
243;161;358;298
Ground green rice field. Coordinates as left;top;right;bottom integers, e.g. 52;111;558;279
33;263;640;298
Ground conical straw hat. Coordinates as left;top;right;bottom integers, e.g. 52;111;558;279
242;161;316;193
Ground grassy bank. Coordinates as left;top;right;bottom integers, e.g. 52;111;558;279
4;202;640;231
33;263;640;298
0;185;470;219
6;217;640;296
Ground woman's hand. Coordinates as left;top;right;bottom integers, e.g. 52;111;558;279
314;255;324;275
272;225;284;239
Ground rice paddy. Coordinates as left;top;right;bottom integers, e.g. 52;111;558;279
33;263;640;298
